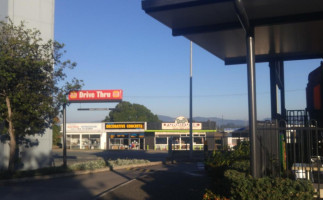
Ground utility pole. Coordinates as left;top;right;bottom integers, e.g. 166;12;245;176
189;41;193;158
63;103;67;167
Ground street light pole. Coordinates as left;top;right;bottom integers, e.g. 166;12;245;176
63;103;67;167
189;41;193;158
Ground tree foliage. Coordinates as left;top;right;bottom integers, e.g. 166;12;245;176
52;117;61;146
0;20;83;171
105;101;160;122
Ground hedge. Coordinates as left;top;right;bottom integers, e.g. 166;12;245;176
204;141;315;200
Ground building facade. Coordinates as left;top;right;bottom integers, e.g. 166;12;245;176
62;117;221;151
63;117;218;151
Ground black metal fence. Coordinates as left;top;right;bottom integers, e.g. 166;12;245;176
251;119;323;198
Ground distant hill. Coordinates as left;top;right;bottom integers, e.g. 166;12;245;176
157;115;247;127
157;115;175;122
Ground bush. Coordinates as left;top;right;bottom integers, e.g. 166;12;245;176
107;158;149;168
204;141;314;199
225;169;314;200
203;189;229;200
69;159;107;171
230;160;249;173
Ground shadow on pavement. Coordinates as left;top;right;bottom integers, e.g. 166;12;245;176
99;163;211;200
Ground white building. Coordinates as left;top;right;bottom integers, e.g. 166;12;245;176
0;0;55;42
0;0;55;170
64;123;107;150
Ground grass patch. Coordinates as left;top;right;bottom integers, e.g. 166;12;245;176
0;158;150;180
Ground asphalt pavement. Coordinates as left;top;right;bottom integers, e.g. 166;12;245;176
98;162;209;200
0;162;210;200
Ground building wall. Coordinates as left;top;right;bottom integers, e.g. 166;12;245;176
20;129;53;170
145;132;155;150
0;141;9;170
0;0;55;170
0;0;55;42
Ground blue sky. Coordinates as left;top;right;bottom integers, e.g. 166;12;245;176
54;0;321;122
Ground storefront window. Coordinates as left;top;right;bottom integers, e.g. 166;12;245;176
82;134;90;149
109;134;129;150
109;133;145;150
90;135;100;149
156;137;167;144
130;139;139;149
194;137;203;144
66;135;71;149
71;135;80;149
181;137;190;150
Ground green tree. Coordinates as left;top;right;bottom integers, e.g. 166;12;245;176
105;101;160;122
0;20;83;171
102;115;110;122
52;117;61;146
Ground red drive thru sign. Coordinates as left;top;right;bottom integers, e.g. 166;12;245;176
68;90;123;103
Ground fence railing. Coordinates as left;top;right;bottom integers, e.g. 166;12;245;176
245;120;323;198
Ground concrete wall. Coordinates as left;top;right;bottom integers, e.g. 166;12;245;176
20;129;53;170
0;141;10;170
0;0;55;42
0;0;55;171
0;129;53;170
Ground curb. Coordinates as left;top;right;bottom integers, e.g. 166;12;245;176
0;161;163;185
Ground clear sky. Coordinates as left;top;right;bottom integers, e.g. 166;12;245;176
54;0;322;123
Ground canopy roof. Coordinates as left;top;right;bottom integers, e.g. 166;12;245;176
142;0;323;65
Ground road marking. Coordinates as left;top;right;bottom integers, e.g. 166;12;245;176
184;171;205;177
126;168;153;173
93;179;136;200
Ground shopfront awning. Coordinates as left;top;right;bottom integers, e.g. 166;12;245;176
142;0;323;65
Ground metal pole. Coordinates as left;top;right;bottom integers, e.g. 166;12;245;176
189;41;193;158
63;103;67;167
246;34;258;178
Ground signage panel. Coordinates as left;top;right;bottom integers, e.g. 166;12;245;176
64;123;103;132
162;116;202;130
105;122;145;130
68;90;123;103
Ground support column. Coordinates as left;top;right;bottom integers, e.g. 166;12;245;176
235;0;259;178
246;33;259;178
189;41;193;158
269;60;286;120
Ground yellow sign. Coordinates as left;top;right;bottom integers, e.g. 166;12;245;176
105;123;145;130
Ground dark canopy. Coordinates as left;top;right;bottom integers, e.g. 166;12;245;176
142;0;323;65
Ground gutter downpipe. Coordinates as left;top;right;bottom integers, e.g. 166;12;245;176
234;0;259;178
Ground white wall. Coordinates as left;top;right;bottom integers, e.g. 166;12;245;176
0;0;55;170
0;0;55;42
0;141;9;170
